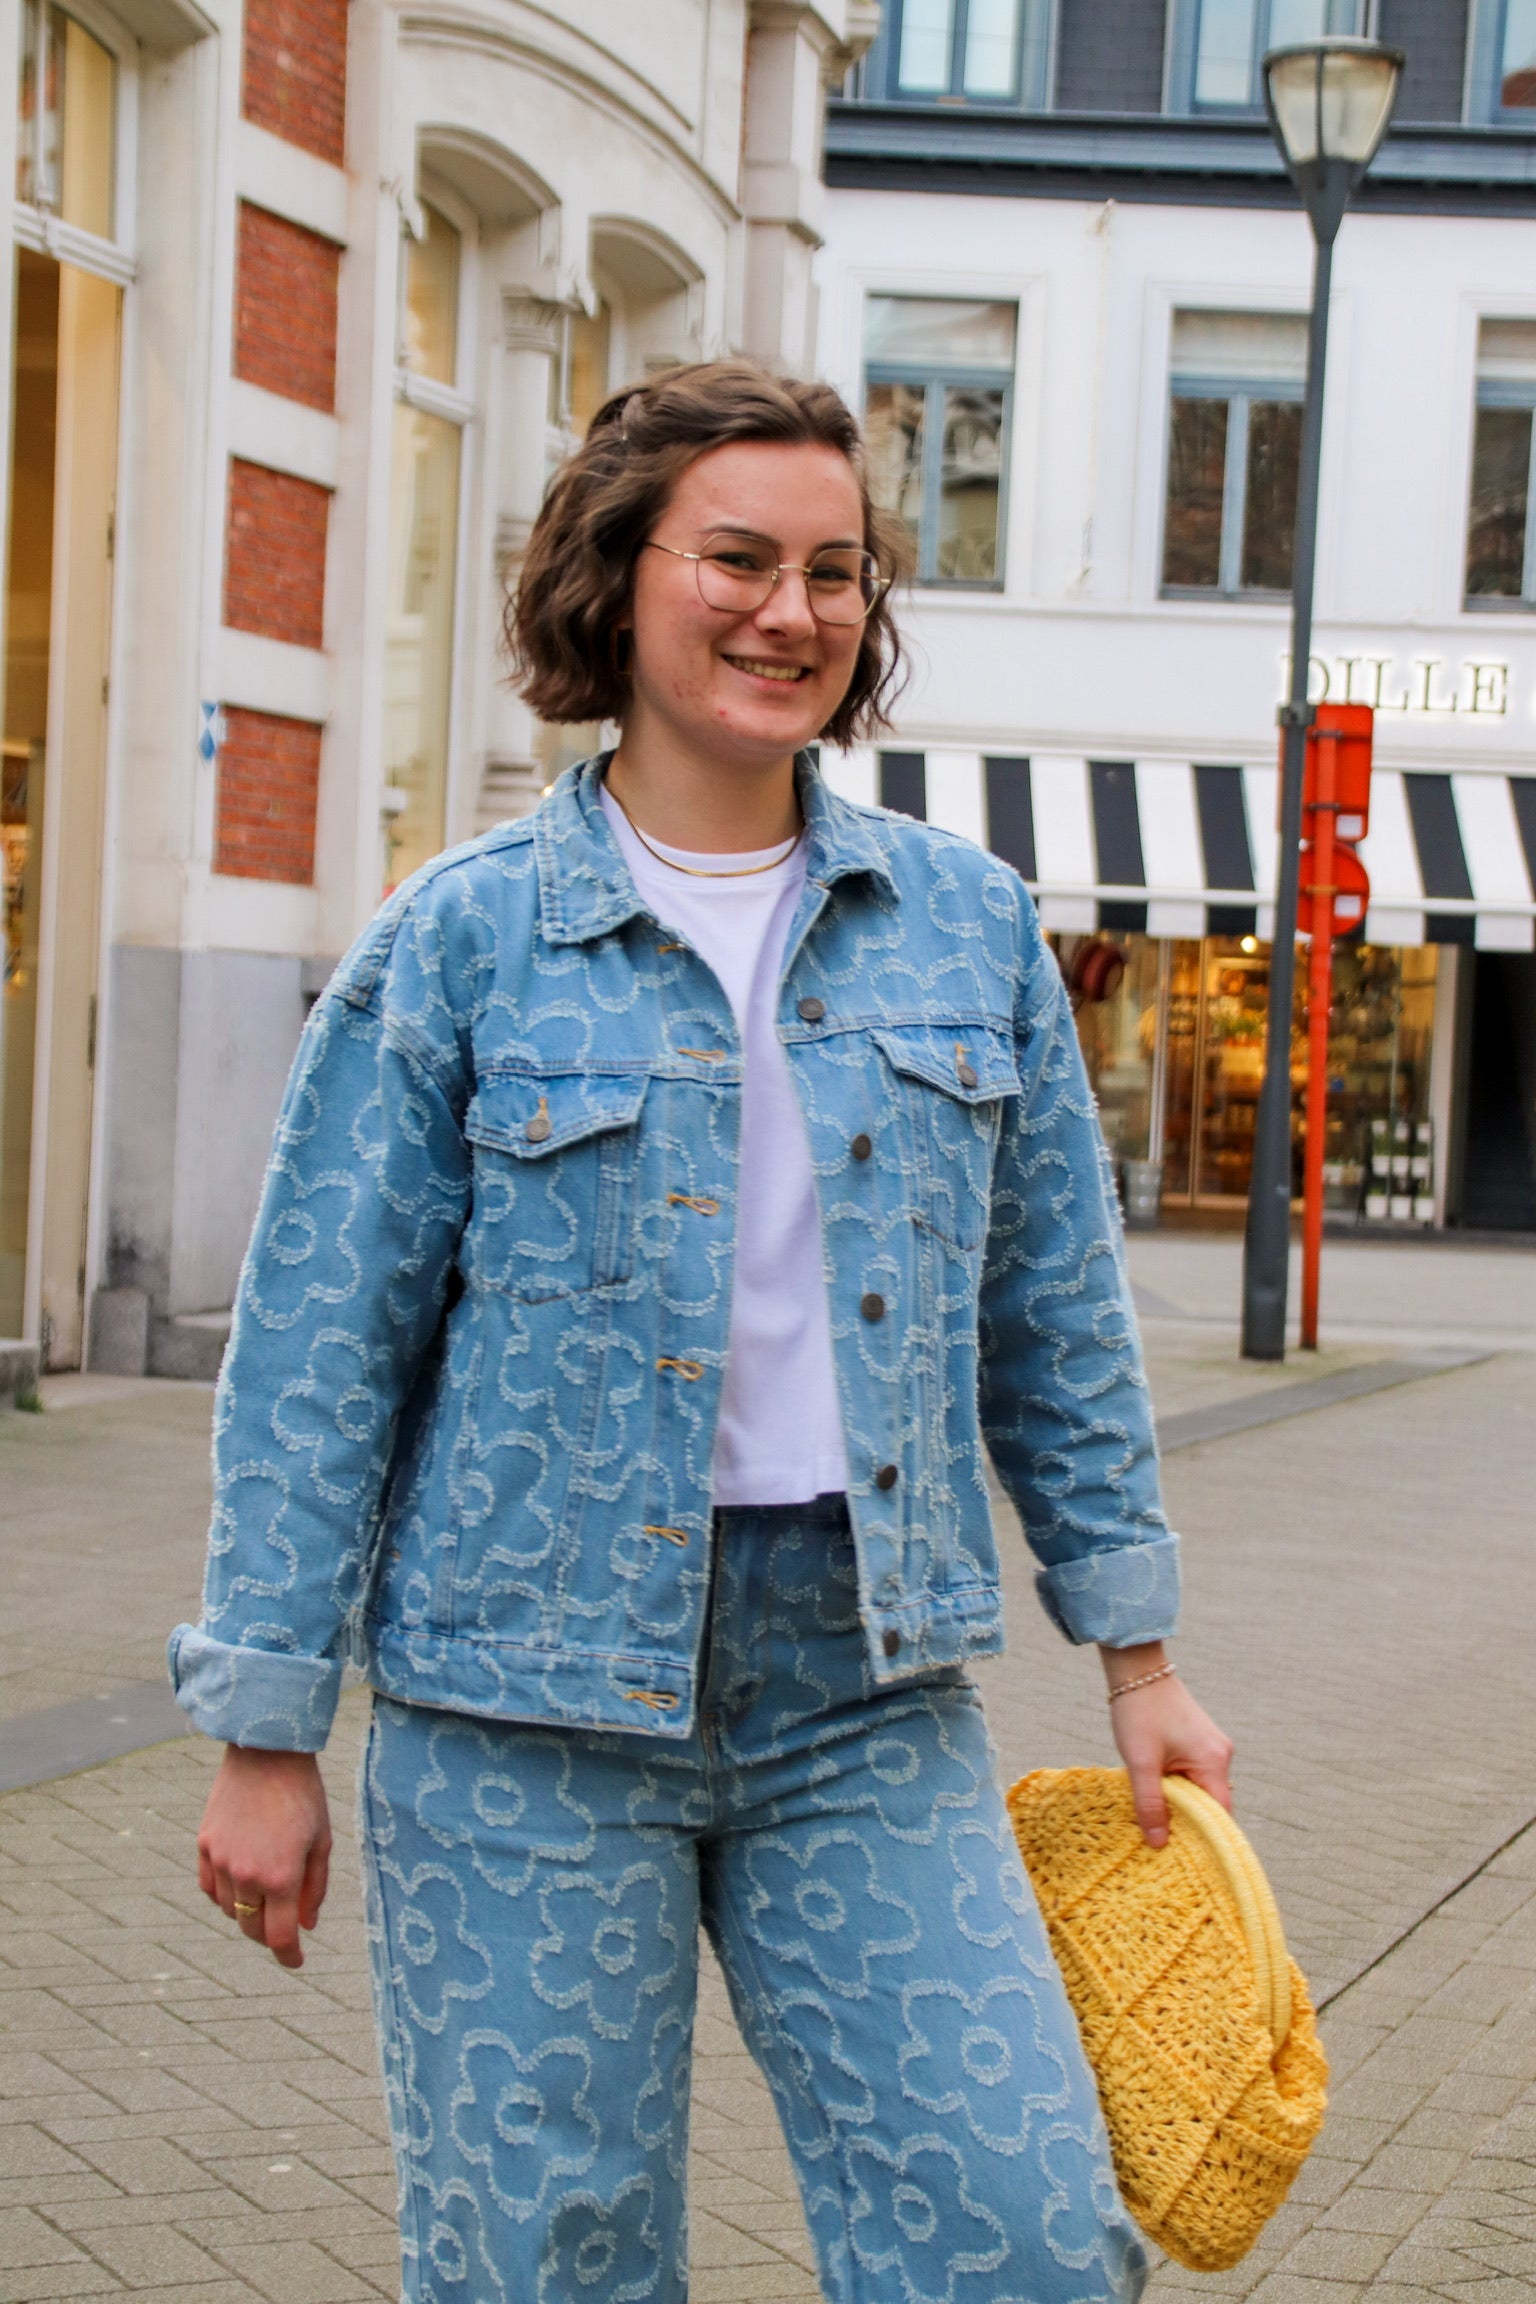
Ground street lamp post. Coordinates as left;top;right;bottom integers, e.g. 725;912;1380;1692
1240;37;1404;1362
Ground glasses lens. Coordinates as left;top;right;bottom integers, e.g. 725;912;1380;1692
695;535;777;613
807;549;884;624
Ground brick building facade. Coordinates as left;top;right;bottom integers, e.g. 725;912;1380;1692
0;0;879;1373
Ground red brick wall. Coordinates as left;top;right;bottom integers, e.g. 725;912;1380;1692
214;709;322;884
241;0;348;166
234;203;340;413
224;460;330;649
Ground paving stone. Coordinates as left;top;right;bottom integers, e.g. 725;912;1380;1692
3;1252;1533;2304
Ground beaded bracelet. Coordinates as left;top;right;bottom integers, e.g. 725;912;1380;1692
1107;1662;1178;1703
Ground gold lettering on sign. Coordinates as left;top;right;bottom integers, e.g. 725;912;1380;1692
1281;655;1510;718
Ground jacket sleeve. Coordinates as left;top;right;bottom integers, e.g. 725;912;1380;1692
167;894;475;1748
977;889;1179;1648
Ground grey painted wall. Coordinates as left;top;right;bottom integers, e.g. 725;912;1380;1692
99;944;306;1329
102;944;183;1309
1055;0;1168;113
1379;0;1470;122
168;950;308;1314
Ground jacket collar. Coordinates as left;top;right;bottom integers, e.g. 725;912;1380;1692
533;751;898;947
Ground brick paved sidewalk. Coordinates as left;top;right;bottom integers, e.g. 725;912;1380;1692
2;1238;1532;2301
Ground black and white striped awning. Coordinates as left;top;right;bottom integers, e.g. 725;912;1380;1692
820;748;1536;950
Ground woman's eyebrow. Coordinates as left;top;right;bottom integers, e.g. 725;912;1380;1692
700;521;864;553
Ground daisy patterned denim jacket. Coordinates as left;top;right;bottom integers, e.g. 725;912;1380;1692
168;755;1179;1751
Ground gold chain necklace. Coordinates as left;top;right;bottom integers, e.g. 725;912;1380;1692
609;790;804;881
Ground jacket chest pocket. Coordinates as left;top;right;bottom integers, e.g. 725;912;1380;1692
872;1025;1018;1252
463;1071;649;1301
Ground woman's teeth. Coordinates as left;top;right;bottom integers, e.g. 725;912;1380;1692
726;657;808;682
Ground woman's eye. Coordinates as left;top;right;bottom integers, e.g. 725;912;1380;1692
710;549;771;575
808;564;854;589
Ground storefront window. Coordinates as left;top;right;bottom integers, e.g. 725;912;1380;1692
1055;934;1160;1170
1156;934;1437;1210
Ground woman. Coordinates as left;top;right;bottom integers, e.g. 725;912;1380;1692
174;361;1233;2304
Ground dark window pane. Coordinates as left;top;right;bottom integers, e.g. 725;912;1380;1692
1162;397;1227;589
936;385;1004;580
1465;405;1530;597
1240;399;1300;591
864;380;925;563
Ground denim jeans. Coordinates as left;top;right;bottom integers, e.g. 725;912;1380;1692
360;1496;1147;2303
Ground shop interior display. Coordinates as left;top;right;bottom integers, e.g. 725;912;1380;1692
1051;933;1438;1222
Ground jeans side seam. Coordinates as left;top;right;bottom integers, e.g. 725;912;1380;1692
359;1707;429;2301
703;1877;859;2304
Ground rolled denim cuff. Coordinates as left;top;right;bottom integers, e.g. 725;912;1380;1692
166;1625;342;1751
1035;1532;1181;1648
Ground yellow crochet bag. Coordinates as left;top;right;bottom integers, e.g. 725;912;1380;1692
1007;1767;1328;2272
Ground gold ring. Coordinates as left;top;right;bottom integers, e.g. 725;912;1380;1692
232;1900;262;1917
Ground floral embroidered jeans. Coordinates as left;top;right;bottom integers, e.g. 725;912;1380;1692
360;1496;1147;2304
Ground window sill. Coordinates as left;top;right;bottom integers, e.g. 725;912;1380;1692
912;578;1007;594
1159;586;1291;605
1461;594;1536;613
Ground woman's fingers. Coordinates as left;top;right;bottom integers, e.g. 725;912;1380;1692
196;1747;332;1967
1124;1759;1170;1848
1109;1674;1236;1845
298;1835;331;1934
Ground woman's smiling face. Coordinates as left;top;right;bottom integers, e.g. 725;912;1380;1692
623;439;869;769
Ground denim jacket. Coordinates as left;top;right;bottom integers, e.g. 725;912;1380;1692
168;757;1178;1749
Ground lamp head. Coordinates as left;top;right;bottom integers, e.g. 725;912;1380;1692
1262;37;1404;240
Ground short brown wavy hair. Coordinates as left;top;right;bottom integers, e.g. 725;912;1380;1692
505;360;909;748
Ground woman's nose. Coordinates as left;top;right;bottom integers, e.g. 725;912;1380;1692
756;565;818;637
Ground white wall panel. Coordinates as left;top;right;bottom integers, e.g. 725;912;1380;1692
819;745;877;806
1242;766;1280;899
1029;754;1093;888
1454;774;1533;903
923;749;987;846
1135;761;1203;894
1358;771;1424;908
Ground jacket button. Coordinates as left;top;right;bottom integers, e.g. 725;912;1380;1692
525;1113;552;1143
875;1463;899;1491
860;1292;886;1323
882;1628;902;1658
850;1132;872;1161
956;1059;978;1089
797;995;825;1022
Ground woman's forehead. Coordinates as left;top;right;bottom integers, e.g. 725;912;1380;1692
668;439;862;537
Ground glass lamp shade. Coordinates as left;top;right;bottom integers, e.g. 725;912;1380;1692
1264;38;1403;169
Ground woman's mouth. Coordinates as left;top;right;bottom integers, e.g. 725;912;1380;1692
722;654;812;684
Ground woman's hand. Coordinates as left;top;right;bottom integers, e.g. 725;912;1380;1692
197;1747;333;1969
1099;1643;1235;1849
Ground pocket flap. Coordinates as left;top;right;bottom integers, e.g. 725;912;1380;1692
872;1024;1018;1104
465;1072;649;1159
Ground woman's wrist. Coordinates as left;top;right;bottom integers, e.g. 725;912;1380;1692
1098;1640;1169;1694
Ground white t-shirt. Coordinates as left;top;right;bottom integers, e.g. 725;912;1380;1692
600;784;849;1507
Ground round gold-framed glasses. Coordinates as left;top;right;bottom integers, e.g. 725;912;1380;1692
644;532;890;627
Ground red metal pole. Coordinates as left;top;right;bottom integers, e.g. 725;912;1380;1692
1300;730;1337;1351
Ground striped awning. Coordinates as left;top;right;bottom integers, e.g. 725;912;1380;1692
820;748;1536;950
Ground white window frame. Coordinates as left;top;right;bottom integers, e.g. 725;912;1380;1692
1166;0;1367;115
12;0;138;288
389;172;479;858
1160;366;1305;599
877;0;1058;109
1466;0;1536;124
